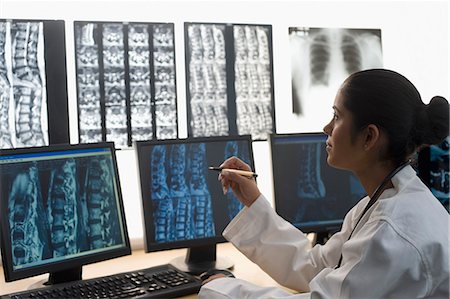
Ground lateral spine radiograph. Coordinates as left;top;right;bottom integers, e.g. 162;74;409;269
75;22;177;147
5;154;124;268
186;23;275;140
0;20;48;149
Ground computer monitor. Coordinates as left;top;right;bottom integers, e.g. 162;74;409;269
417;136;449;212
135;135;255;274
270;133;367;245
0;143;131;284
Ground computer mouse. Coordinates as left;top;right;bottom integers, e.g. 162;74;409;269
199;268;235;281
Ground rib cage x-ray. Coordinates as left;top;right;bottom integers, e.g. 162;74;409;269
75;22;177;148
185;23;275;140
428;136;449;211
0;20;48;149
290;27;382;116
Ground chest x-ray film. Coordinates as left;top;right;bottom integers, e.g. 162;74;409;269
0;19;68;149
75;22;177;148
185;23;275;141
289;27;382;122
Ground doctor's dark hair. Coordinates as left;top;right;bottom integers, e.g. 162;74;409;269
341;69;449;165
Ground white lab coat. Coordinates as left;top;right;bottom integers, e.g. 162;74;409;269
199;166;449;298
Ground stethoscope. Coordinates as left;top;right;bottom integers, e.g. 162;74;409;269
335;160;411;269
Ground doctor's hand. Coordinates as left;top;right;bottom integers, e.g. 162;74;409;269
219;157;261;207
201;274;227;285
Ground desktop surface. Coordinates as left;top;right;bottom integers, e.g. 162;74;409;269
0;243;288;298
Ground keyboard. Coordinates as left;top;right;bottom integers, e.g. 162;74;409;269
1;264;202;299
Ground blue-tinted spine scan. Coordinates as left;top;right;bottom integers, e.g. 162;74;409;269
150;143;216;243
0;20;48;149
187;24;229;137
75;22;177;148
6;155;123;269
429;136;449;211
233;25;274;140
223;141;246;220
188;143;215;237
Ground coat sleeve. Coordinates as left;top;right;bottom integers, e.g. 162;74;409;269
220;195;355;292
199;278;311;299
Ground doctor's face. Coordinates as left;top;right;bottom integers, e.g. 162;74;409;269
323;90;365;172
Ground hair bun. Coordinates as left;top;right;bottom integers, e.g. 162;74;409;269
417;96;449;145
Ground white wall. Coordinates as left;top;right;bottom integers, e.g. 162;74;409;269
1;0;448;247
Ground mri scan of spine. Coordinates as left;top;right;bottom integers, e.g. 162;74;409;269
223;141;245;220
290;27;382;115
75;23;103;144
84;156;121;249
188;143;215;238
293;142;326;222
234;25;273;140
187;24;229;137
47;159;79;257
128;24;152;142
8;164;46;267
0;21;48;149
297;142;326;199
151;145;174;242
103;24;128;147
153;25;177;139
168;144;193;240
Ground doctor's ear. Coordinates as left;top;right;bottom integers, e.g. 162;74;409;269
362;124;381;151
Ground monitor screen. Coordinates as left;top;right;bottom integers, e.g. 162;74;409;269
417;136;449;212
0;143;130;283
270;133;366;243
135;135;255;274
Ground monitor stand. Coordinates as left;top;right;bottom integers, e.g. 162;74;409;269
28;266;83;290
170;244;233;275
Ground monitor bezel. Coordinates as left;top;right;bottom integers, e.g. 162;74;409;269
0;142;131;282
135;135;255;253
270;132;358;235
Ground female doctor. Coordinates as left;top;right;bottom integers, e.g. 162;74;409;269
198;69;449;298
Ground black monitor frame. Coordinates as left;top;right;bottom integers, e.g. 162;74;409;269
135;135;255;274
0;142;131;283
270;132;367;244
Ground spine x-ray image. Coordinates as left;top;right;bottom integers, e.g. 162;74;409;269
185;23;275;141
145;140;251;244
3;156;124;268
75;22;177;148
289;27;383;116
0;21;47;148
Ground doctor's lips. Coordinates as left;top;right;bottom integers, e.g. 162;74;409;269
208;166;258;178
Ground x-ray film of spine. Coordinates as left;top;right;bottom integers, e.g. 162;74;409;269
1;155;124;269
289;27;382;117
75;22;177;148
146;141;251;244
0;21;49;149
185;23;275;140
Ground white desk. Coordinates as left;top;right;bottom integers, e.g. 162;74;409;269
0;243;289;298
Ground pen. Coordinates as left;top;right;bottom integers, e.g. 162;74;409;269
208;166;258;178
